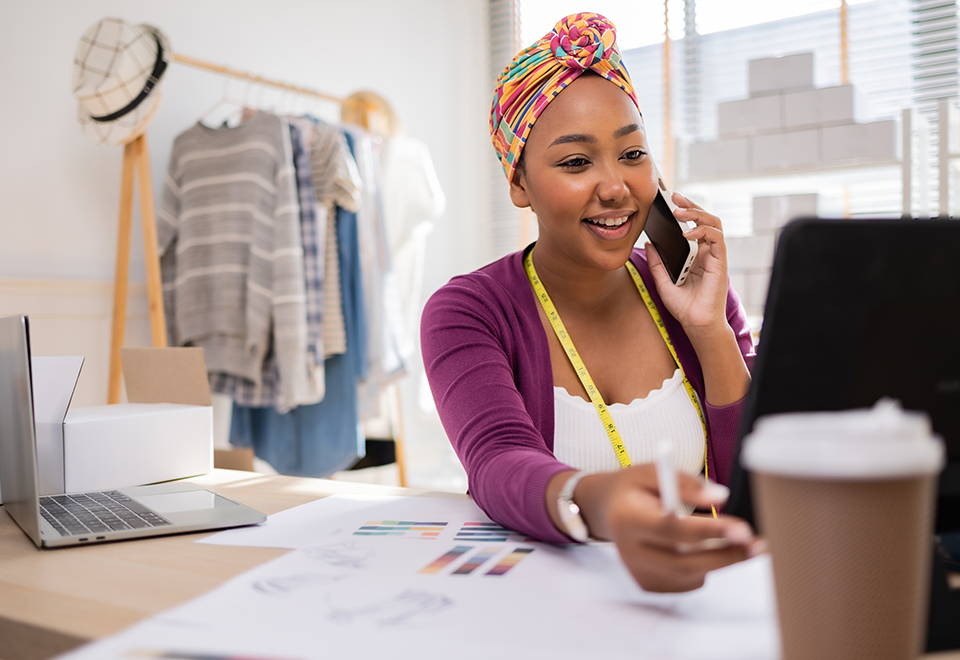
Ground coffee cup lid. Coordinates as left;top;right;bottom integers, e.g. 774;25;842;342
741;399;945;479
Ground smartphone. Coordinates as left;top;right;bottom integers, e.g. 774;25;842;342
643;176;698;286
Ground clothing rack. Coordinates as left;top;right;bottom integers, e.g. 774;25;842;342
108;52;407;484
171;53;386;123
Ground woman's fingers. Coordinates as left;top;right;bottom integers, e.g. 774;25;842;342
671;191;703;212
682;224;725;246
617;540;753;593
671;193;723;232
582;465;764;593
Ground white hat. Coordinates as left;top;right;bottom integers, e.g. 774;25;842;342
72;18;172;146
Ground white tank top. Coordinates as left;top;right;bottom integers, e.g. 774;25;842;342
553;369;705;476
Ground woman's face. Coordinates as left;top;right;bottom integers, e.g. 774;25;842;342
510;73;657;272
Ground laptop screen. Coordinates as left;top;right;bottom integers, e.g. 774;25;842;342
726;218;960;534
0;315;43;546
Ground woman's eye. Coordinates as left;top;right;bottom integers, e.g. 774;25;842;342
560;157;589;168
622;149;646;161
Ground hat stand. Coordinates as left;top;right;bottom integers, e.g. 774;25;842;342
107;132;166;404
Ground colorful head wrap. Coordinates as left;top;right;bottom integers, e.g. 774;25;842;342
490;12;640;183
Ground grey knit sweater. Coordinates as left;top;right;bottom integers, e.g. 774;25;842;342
158;112;310;409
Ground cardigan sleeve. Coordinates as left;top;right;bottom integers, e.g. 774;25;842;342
421;277;573;544
703;280;756;486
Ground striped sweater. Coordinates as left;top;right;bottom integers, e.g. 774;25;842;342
158;112;310;409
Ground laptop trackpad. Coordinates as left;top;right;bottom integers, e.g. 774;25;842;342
133;490;238;514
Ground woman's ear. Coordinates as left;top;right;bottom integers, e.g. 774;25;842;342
509;173;531;209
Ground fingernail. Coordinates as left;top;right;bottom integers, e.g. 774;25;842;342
702;482;730;503
747;539;769;558
723;522;753;546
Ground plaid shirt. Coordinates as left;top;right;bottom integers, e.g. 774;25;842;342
209;120;323;408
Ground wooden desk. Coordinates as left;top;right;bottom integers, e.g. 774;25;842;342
0;470;463;660
2;471;958;660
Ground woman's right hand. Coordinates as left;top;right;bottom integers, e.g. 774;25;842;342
559;466;766;592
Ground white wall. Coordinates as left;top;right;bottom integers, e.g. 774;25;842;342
0;0;488;489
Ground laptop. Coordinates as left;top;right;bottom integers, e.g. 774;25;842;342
0;315;266;548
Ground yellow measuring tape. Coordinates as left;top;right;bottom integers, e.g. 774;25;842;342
524;250;715;514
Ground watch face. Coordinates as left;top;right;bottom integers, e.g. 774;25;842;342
560;501;589;543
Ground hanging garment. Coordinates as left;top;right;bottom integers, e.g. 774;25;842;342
206;120;325;408
342;125;406;421
157;111;310;411
309;121;363;359
230;192;368;477
379;135;446;358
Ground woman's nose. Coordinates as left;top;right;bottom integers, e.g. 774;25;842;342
595;163;628;203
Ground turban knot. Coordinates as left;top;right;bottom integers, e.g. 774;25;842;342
490;12;640;183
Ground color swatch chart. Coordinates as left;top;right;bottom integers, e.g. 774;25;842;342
354;521;447;539
419;545;534;577
455;522;535;543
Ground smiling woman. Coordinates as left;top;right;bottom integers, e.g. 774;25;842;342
421;12;762;593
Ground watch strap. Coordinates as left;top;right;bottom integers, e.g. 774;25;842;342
557;471;591;542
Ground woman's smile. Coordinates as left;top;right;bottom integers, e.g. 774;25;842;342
582;210;636;240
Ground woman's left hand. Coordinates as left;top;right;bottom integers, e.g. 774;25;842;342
645;192;728;333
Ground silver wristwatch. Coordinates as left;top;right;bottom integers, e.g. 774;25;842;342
556;472;591;543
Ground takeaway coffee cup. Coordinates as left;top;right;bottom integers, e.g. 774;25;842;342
741;399;945;660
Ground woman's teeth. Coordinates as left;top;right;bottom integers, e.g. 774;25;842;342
587;215;629;227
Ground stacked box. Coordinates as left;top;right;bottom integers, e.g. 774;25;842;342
726;234;777;271
752;129;820;172
718;95;782;137
752;194;820;234
687;138;751;180
746;271;771;310
820;119;900;165
782;84;870;130
749;53;815;97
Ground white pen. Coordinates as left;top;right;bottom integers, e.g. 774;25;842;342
656;440;680;516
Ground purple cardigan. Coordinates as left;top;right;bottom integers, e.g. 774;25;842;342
421;247;755;544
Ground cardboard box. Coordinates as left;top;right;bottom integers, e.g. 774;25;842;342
751;128;820;172
749;53;814;97
782;84;870;130
746;269;772;310
687;137;751;180
718;95;782;137
752;193;820;234
726;235;777;271
729;271;750;306
948;102;960;155
820;119;900;165
30;347;213;496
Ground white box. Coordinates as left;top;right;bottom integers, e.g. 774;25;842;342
746;270;772;310
729;271;750;306
749;53;815;97
752;193;820;233
718;95;782;137
29;348;213;497
726;235;777;271
783;85;869;130
820;120;900;164
751;129;820;172
687;138;751;180
687;140;718;180
949;102;960;155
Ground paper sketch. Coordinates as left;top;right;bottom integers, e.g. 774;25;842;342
327;589;454;626
302;541;374;569
252;573;346;596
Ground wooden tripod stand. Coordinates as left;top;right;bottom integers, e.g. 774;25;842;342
107;133;167;404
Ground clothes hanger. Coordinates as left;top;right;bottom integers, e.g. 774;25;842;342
198;77;248;127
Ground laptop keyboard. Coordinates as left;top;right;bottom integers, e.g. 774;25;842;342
39;491;172;537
